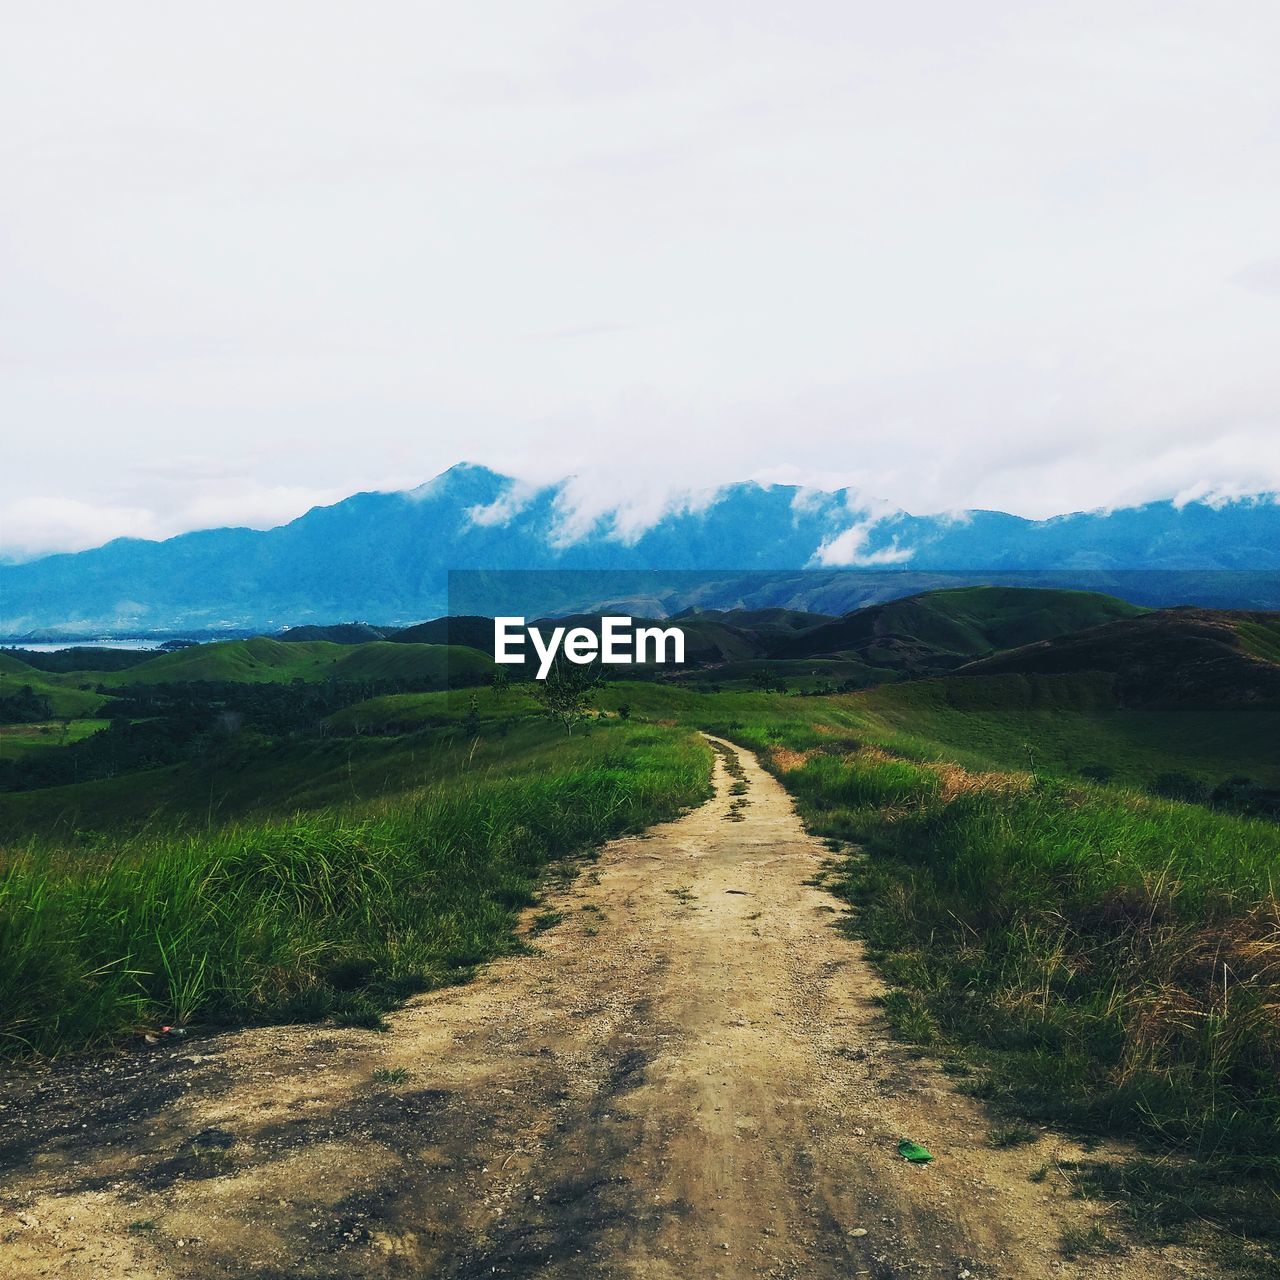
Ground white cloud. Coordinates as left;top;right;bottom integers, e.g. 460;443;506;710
0;485;344;560
0;498;163;559
1234;260;1280;297
811;489;918;566
465;479;538;528
546;474;724;549
1171;485;1280;511
3;2;1280;553
812;518;915;568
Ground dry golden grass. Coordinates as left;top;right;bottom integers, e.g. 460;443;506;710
927;760;1031;802
769;741;1030;802
769;747;815;773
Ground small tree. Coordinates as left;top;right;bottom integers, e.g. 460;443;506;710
464;691;481;737
531;659;604;736
490;667;510;700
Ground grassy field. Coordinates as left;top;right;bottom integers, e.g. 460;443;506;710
0;652;108;718
2;597;1277;1263
92;636;496;686
0;688;550;837
0;719;711;1057
853;674;1280;787
0;718;109;760
593;674;1280;791
766;744;1280;1258
1237;617;1280;663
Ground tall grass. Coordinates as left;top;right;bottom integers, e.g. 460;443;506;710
774;744;1280;1246
0;725;710;1057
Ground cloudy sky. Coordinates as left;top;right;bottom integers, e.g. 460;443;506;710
4;1;1280;558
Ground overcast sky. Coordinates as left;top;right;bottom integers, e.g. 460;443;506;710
3;1;1280;558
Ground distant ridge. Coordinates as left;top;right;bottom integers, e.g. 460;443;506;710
960;609;1280;706
2;463;1278;634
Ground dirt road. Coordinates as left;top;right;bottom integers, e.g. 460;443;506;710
1;738;1202;1279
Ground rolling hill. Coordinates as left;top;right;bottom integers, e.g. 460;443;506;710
0;652;107;718
390;615;499;650
960;609;1280;707
89;637;494;688
276;622;391;644
507;588;1144;679
771;587;1141;671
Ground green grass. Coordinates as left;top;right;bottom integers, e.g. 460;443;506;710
0;719;109;760
1236;618;1280;665
89;637;494;687
1059;1223;1123;1261
0;721;711;1057
3;608;1277;1257
988;1123;1040;1148
0;695;549;837
854;674;1280;787
0;653;108;718
529;909;565;934
325;686;540;735
769;743;1280;1256
587;673;1280;791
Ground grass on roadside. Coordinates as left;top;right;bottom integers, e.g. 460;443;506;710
0;723;711;1058
763;741;1280;1260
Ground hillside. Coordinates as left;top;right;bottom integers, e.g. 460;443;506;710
390;615;498;650
671;607;835;662
0;652;106;718
380;591;1141;681
855;672;1280;787
93;637;494;687
2;463;1277;633
0;646;157;673
277;622;390;643
961;609;1280;706
770;587;1141;671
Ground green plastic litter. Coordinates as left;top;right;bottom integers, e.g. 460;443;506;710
897;1139;933;1163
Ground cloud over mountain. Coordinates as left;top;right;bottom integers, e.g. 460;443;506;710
1;465;1276;635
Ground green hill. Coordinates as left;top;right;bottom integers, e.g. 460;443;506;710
276;622;390;643
961;608;1280;706
1235;616;1280;664
330;641;494;685
96;636;333;683
0;653;107;717
98;637;494;687
668;609;835;664
772;586;1142;669
0;646;156;674
390;615;496;649
856;672;1280;788
383;591;1141;682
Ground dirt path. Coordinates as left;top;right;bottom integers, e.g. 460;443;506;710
1;738;1204;1279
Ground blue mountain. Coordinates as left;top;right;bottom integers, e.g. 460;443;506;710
2;464;1277;634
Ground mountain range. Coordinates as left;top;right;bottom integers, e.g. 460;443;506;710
2;464;1278;635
